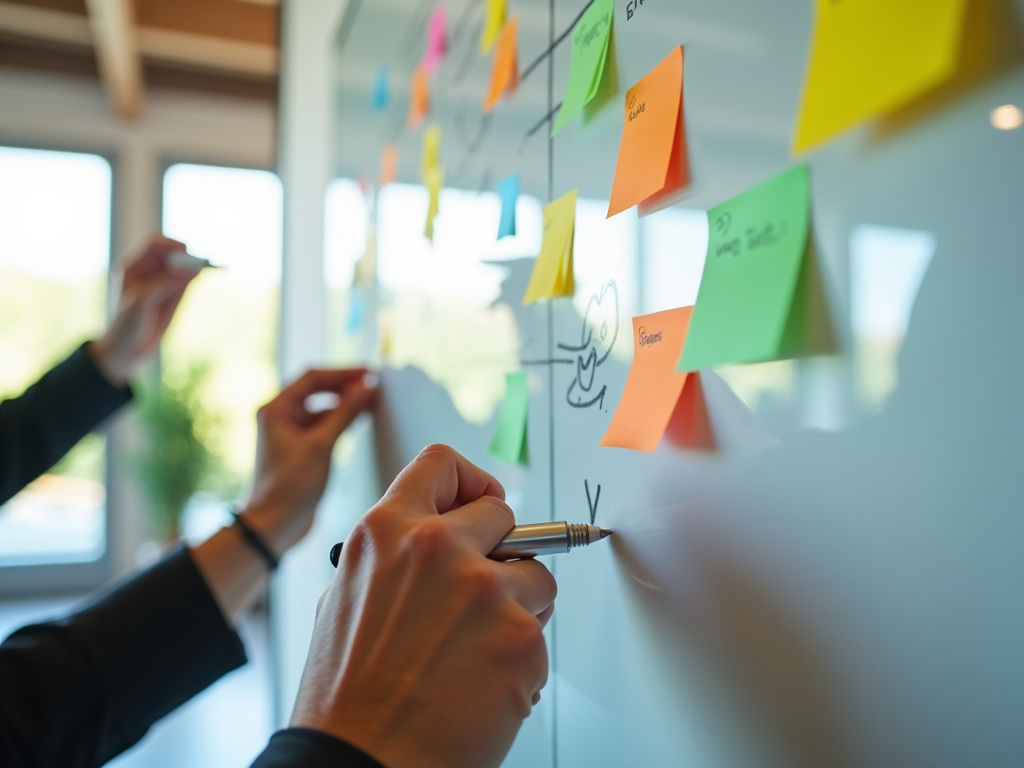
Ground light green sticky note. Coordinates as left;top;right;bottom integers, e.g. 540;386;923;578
678;164;835;371
552;0;616;136
489;372;529;465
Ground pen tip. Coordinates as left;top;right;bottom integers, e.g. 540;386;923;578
599;528;612;539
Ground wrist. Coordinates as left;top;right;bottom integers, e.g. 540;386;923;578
237;500;302;561
86;337;130;386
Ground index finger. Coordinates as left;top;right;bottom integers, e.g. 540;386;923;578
385;444;505;515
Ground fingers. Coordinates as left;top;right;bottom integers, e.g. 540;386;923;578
281;368;371;405
497;558;557;616
440;495;515;555
311;377;378;445
121;234;187;282
536;603;554;629
388;444;505;515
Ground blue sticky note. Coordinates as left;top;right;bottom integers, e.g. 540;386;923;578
346;291;364;333
373;66;389;111
497;174;519;239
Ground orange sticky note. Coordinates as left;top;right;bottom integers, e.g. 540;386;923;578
600;307;706;452
409;64;430;128
484;17;520;114
606;46;691;219
380;144;398;187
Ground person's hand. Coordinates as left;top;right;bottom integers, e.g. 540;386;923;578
241;369;378;558
290;444;557;768
88;234;197;385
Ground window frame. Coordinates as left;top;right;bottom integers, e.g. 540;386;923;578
0;139;119;595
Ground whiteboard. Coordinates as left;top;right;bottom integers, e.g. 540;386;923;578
322;1;1024;766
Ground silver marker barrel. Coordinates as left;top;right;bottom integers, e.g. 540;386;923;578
329;521;611;568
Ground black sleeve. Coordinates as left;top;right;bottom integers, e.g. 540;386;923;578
0;343;132;506
251;729;386;768
0;546;247;768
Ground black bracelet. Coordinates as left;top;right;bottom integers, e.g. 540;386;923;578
230;507;279;572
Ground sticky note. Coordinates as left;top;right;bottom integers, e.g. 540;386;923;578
496;174;519;239
409;64;430;128
484;16;519;114
607;46;690;219
552;0;616;135
424;165;443;240
422;125;441;176
601;307;695;452
489;372;528;466
373;66;389;110
481;0;506;55
793;0;967;153
523;189;577;305
380;144;398;187
425;5;447;74
678;165;835;372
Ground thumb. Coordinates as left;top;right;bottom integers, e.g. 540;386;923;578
312;377;377;447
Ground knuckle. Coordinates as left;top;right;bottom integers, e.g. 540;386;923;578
464;564;504;606
402;518;457;565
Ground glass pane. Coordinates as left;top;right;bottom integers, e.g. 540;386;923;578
161;164;283;542
0;146;112;564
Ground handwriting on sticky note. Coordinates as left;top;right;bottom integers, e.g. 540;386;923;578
484;16;519;113
678;164;834;371
600;306;693;452
607;46;691;218
497;174;519;239
489;371;529;466
552;0;615;135
793;0;967;153
523;189;577;305
481;0;506;55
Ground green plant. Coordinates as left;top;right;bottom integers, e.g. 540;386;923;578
130;365;222;542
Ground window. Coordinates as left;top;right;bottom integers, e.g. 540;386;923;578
160;163;283;542
0;147;112;565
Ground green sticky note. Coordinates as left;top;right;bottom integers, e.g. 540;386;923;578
489;372;529;465
552;0;616;136
678;165;835;371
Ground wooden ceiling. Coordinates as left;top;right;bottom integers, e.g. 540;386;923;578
0;0;279;115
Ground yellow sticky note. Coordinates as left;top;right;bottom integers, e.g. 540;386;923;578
481;0;506;55
523;189;577;305
422;125;441;176
424;165;443;240
793;0;967;153
483;16;519;113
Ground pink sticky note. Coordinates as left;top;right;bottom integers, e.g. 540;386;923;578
425;5;447;74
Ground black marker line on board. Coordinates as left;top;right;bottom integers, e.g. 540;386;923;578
585;480;602;525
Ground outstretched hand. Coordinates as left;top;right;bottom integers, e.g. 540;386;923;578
88;234;197;385
243;369;378;558
291;444;557;768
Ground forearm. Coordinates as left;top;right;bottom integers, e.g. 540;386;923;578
0;343;131;506
0;548;246;768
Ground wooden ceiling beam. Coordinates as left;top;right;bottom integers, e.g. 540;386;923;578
83;0;142;119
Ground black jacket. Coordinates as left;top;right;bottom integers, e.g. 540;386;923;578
0;345;383;768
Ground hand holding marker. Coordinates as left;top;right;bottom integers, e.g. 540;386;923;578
331;520;612;567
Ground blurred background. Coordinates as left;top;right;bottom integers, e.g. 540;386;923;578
0;0;1021;767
